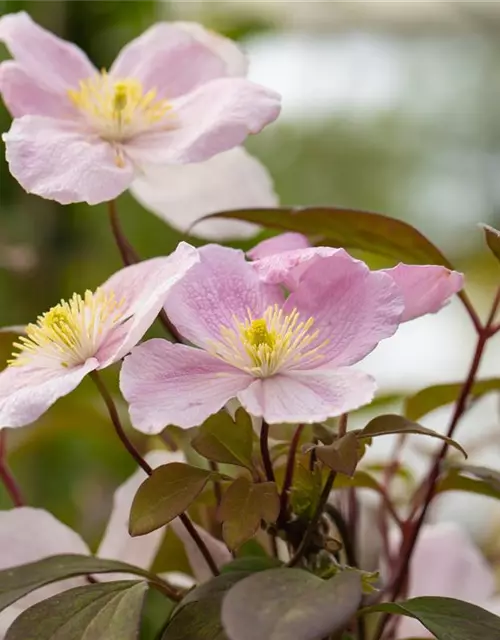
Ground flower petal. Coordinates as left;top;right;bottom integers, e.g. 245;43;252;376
247;232;311;260
96;242;199;367
164;245;282;349
129;147;276;240
170;519;232;583
0;61;74;118
0;359;98;428
0;507;89;636
120;339;251;432
97;450;185;577
110;23;227;99
0;12;96;93
285;254;404;367
237;368;376;424
174;22;248;77
252;246;345;290
3;116;134;205
124;77;281;165
380;263;464;322
395;523;497;639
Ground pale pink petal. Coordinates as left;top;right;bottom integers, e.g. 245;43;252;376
124;78;281;165
96;243;199;367
130;147;276;240
0;12;96;93
247;232;311;260
285;255;404;367
395;523;497;639
164;245;282;349
120;339;251;432
380;264;464;323
97;450;185;578
237;368;376;424
175;22;248;77
0;507;89;637
252;246;346;290
3;117;134;205
110;23;226;99
0;61;74;118
0;359;98;428
170;519;232;583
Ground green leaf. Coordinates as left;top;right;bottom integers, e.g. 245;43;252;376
6;581;147;640
220;557;283;575
357;415;467;458
436;469;500;501
361;596;500;639
405;378;500;421
163;572;249;640
221;568;363;640
290;461;324;519
202;207;453;267
191;409;254;470
0;554;161;614
334;470;383;493
315;432;360;477
218;478;280;550
130;463;213;536
480;223;500;263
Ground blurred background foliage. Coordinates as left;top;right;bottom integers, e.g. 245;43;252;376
0;0;499;624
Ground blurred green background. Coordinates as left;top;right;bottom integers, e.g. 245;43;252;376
0;0;499;610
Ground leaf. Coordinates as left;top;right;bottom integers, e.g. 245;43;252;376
163;572;249;640
203;207;453;267
480;223;500;263
436;469;500;501
222;568;363;640
191;409;254;470
357;415;467;458
290;460;324;519
315;432;360;477
0;554;160;614
5;581;147;640
405;378;500;421
220;557;283;575
129;463;213;536
334;470;383;493
218;478;280;550
361;596;500;639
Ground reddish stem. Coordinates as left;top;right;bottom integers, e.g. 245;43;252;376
260;421;275;483
0;430;24;507
374;290;499;640
279;423;305;521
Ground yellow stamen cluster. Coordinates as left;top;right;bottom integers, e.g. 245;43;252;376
67;71;174;145
10;289;125;368
210;305;329;377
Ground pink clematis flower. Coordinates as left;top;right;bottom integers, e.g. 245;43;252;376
120;244;407;431
0;12;280;205
391;523;500;639
0;450;230;638
0;242;199;428
248;233;464;323
128;21;278;240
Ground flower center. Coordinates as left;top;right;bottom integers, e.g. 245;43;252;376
67;71;174;152
9;289;126;369
209;305;328;377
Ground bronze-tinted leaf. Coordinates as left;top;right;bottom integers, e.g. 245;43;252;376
191;409;254;470
202;207;453;267
315;432;360;477
357;415;467;458
130;463;213;536
218;478;280;550
480;223;500;263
